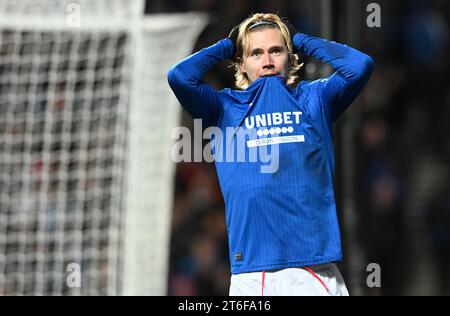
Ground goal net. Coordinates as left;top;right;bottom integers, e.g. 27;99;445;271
0;0;207;295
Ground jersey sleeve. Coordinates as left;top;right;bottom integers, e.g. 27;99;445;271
292;33;374;122
167;38;234;127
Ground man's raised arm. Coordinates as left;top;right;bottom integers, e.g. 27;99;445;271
167;38;234;126
292;32;374;122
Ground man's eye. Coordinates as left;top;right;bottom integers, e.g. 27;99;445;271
252;51;261;57
272;49;281;54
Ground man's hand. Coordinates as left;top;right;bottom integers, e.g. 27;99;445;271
282;18;299;50
228;24;240;61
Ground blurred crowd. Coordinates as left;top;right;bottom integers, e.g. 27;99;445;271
147;0;450;295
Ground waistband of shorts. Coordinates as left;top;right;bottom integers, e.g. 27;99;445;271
265;263;336;273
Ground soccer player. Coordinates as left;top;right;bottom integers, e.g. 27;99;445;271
167;13;373;296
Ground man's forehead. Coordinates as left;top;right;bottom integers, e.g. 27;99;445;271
247;28;285;49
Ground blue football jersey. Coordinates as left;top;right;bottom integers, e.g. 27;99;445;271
168;33;373;274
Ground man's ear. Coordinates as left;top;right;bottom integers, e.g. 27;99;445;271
237;57;245;73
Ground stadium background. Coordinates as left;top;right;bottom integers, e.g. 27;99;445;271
0;0;448;296
146;0;450;296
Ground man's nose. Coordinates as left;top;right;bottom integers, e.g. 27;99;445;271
262;53;274;68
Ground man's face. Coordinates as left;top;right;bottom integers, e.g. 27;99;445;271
239;28;289;84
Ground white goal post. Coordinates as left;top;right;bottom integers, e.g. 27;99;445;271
0;0;207;295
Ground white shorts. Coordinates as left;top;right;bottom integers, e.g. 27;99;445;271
229;264;349;296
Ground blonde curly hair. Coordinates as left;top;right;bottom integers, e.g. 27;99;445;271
231;13;302;90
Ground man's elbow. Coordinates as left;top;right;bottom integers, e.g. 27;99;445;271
347;53;373;83
167;65;183;88
359;54;374;79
